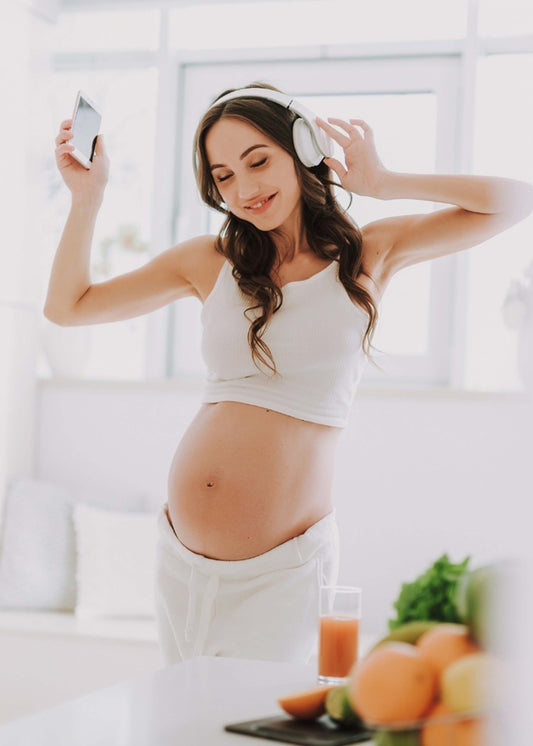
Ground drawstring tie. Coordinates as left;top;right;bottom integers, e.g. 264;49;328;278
184;564;220;656
184;565;198;643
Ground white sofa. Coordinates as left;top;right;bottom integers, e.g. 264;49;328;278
0;610;162;724
0;479;164;723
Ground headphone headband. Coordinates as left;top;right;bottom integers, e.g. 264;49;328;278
209;87;333;167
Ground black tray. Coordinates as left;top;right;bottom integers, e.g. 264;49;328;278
224;715;373;745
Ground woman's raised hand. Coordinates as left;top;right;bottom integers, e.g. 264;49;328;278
55;119;109;201
316;117;389;198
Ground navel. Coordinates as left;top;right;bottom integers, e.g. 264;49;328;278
202;467;223;491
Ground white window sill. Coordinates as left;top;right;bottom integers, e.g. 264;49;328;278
0;609;157;645
36;376;528;402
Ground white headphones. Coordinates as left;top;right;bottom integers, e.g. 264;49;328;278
210;87;334;168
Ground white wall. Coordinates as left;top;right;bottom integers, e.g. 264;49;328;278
34;380;532;635
0;0;57;515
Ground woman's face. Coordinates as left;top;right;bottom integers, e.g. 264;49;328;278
205;117;302;234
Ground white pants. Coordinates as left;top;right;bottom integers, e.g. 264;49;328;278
155;505;340;665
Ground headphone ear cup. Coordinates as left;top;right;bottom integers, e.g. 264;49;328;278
292;117;323;168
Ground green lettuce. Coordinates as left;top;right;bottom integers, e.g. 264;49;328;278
388;554;470;631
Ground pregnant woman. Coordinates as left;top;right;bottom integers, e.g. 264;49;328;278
46;82;533;664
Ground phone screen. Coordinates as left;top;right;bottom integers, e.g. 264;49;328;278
72;96;101;161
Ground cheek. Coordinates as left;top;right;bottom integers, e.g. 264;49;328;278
281;162;301;200
285;171;302;206
215;183;232;206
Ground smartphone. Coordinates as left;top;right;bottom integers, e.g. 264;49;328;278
70;90;102;169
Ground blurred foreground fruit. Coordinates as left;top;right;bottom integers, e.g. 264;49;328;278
373;621;439;650
416;624;480;678
374;728;421;746
454;565;495;647
278;685;336;719
420;701;486;746
349;642;437;724
325;685;364;728
441;652;498;711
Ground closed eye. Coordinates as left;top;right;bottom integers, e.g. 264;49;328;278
214;157;267;183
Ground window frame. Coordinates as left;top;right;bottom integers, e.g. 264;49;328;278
49;1;533;388
169;53;462;386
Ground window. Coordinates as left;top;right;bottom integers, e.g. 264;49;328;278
53;8;160;52
478;0;533;37
171;56;461;385
465;53;533;390
45;0;533;390
168;0;467;47
41;67;158;379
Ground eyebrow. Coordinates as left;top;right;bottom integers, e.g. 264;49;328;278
209;144;269;171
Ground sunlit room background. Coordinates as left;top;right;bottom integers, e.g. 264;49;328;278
38;0;533;389
0;0;532;730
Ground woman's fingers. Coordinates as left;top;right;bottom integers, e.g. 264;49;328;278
324;156;347;182
56;118;73;145
55;143;76;164
317;115;371;153
55;119;73;144
326;117;364;140
56;142;75;154
349;119;373;137
316;117;351;148
55;129;73;147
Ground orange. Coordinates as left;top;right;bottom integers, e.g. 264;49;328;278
278;685;336;720
421;701;487;746
348;641;437;724
416;624;481;678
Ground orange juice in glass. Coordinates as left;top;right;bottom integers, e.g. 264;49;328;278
318;585;362;685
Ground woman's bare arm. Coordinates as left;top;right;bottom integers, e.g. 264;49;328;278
317;116;533;288
44;197;102;324
44;118;210;326
45;234;214;326
362;172;533;283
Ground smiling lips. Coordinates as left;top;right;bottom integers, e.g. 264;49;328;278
244;193;277;213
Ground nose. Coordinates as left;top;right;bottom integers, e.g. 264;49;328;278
236;172;261;201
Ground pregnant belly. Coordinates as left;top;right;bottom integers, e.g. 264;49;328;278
167;402;339;560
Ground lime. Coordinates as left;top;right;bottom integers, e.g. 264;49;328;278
325;686;364;729
373;728;421;746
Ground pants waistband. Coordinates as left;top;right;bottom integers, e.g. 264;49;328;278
157;504;337;578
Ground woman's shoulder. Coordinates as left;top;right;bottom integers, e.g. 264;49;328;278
169;234;226;302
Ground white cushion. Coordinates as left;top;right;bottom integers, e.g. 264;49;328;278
0;479;76;610
73;504;158;619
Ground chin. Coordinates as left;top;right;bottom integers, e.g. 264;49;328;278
238;214;282;232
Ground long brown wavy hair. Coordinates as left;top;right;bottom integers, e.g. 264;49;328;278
193;82;378;374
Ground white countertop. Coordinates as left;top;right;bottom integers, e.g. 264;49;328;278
0;656;373;746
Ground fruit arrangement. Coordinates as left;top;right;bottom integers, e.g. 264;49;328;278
277;558;501;746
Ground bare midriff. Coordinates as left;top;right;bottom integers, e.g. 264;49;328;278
167;401;341;560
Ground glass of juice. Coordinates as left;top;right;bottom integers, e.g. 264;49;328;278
318;585;362;685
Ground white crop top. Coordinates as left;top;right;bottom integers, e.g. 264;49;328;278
200;259;368;428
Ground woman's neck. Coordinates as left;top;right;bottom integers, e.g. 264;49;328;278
270;204;309;265
271;227;310;266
